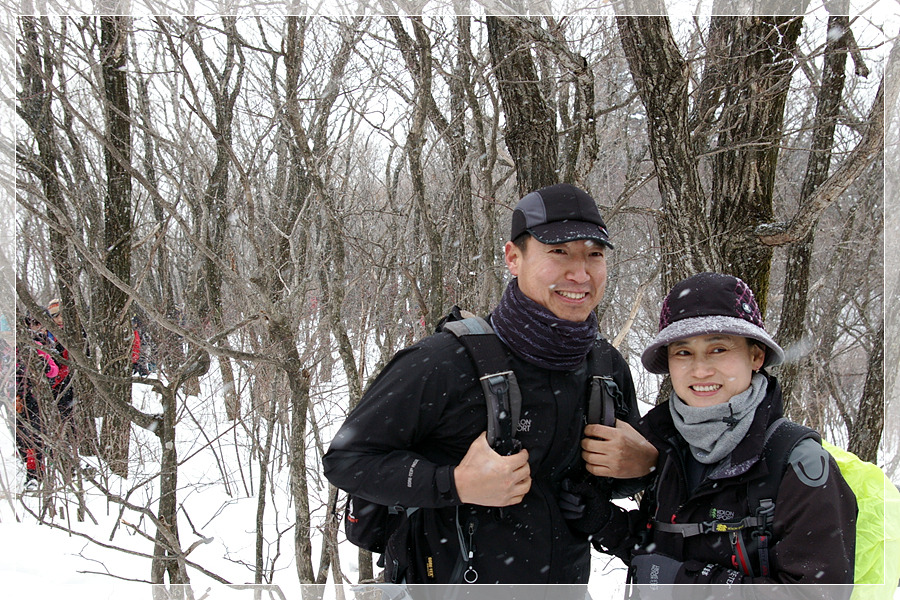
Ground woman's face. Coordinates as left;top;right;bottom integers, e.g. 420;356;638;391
667;334;766;407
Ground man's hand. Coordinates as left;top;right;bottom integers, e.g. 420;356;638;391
454;432;531;507
582;420;658;479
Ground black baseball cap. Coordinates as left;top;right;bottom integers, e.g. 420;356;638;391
510;183;614;248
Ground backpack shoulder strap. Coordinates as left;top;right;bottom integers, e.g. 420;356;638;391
754;417;821;507
738;417;821;577
585;339;625;427
438;308;522;456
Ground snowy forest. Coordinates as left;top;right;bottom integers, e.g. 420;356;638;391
5;2;900;597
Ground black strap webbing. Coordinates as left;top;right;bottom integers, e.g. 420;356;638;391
586;344;626;427
741;418;819;576
588;376;618;427
652;514;766;537
441;317;522;455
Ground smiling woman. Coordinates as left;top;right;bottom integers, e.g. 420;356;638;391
589;272;858;587
667;334;764;407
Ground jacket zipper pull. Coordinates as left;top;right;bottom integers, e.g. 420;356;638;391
463;518;479;583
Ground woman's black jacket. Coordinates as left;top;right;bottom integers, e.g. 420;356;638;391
593;376;857;585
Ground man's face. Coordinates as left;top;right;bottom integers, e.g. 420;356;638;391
504;236;608;322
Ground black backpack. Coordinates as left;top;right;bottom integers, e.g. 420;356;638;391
342;307;626;580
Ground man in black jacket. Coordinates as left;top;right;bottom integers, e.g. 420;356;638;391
323;184;658;584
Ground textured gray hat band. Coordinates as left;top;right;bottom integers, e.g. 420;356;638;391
640;315;785;375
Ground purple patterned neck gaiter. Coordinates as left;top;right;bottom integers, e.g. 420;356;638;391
490;278;598;371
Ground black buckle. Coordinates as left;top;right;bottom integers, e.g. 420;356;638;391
482;372;511;395
699;521;718;534
753;500;775;537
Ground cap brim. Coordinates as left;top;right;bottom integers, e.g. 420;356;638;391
528;221;614;248
640;315;785;374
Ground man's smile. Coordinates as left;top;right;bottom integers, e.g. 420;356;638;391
556;290;589;301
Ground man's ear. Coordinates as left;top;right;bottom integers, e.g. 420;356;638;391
504;241;520;277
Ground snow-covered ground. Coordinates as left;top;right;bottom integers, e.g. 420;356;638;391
2;375;896;600
0;376;636;599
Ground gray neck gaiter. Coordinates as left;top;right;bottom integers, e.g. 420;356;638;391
669;373;768;465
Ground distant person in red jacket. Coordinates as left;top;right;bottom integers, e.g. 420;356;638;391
131;316;150;376
14;315;58;489
45;299;76;424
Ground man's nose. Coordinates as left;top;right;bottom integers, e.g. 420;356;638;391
566;259;590;283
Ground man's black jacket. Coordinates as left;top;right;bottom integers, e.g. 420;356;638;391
323;328;641;584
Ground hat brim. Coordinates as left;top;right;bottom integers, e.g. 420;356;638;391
640;315;785;375
528;221;614;248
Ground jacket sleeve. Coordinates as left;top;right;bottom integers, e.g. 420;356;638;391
323;335;472;510
591;503;650;564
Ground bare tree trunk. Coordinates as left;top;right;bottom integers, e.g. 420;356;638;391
18;16;96;466
278;17;323;586
98;15;134;477
615;16;715;290
272;315;316;584
255;390;277;584
502;16;598;184
315;484;344;586
848;320;883;462
387;16;447;328
487;16;558;197
151;387;189;587
707;16;804;308
191;17;243;422
163;16;245;421
884;265;900;470
616;15;809;407
456;15;506;312
28;18;103;460
17;18;71;312
304;17;368;580
447;19;478;307
617;15;806;306
778;14;850;417
390;17;478;307
131;39;196;397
